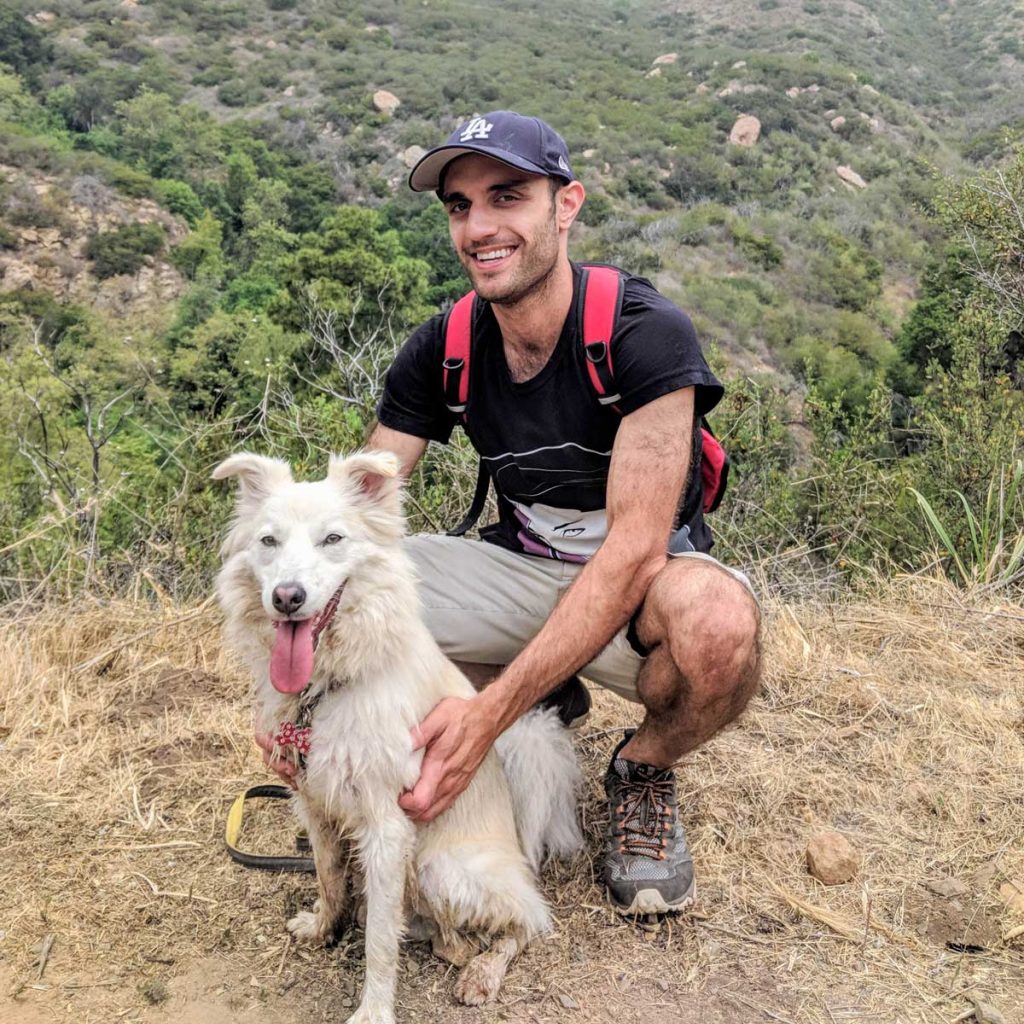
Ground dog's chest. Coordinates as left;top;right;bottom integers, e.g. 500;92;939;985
301;692;421;823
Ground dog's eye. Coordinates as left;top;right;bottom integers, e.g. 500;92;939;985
323;533;344;546
260;535;278;547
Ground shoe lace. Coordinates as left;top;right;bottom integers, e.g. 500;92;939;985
613;776;676;859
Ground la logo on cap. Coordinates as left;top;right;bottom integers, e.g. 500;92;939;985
459;117;494;141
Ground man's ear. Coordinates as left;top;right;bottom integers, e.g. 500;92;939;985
212;453;293;512
557;180;586;230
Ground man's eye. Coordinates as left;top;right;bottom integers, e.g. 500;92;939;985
323;533;344;545
260;535;277;547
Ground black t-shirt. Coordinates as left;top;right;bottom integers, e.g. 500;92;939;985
377;263;723;559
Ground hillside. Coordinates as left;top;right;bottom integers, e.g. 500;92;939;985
1;581;1022;1023
0;0;1022;597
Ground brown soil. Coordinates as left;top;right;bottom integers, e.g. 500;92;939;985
1;580;1022;1024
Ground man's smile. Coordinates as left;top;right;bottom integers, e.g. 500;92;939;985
470;245;519;268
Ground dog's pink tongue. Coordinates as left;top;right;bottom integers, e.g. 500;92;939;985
270;619;315;693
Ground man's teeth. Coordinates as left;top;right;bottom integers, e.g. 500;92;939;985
476;248;514;262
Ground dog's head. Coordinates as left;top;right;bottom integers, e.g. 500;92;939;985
212;449;404;693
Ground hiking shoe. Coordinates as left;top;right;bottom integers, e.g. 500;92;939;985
602;730;695;915
538;674;592;729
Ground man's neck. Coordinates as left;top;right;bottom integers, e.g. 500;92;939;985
490;257;574;355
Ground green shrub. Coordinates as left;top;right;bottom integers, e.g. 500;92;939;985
84;222;166;278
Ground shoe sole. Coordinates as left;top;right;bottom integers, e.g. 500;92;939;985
611;879;697;916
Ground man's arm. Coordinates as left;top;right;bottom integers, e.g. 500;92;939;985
399;387;695;821
365;422;428;479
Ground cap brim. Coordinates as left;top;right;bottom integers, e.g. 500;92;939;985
408;144;551;193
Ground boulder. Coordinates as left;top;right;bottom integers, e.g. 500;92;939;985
728;114;761;147
862;83;880;96
645;67;662;79
653;52;678;65
400;145;427;169
836;165;867;189
372;89;400;115
732;60;747;70
696;82;710;95
786;86;802;98
830;115;847;131
582;148;597;159
806;830;860;885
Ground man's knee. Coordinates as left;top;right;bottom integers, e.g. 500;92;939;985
639;558;761;698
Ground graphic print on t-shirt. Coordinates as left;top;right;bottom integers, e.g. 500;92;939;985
482;441;611;561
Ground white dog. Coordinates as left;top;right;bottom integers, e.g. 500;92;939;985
213;450;582;1023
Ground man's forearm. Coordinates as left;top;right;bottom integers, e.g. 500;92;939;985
478;536;666;735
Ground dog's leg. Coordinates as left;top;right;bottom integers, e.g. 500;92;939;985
347;814;415;1024
453;935;522;1006
288;812;351;944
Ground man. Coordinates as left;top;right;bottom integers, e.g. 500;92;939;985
262;112;761;915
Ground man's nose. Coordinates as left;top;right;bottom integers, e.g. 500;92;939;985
464;204;499;243
272;583;306;615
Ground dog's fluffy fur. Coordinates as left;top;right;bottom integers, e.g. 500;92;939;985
214;450;582;1023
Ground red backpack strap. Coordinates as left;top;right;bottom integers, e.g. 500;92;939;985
442;290;476;418
580;265;625;412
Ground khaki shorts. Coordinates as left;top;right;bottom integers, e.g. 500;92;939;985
404;534;755;703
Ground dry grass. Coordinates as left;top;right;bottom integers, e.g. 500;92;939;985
0;578;1022;1024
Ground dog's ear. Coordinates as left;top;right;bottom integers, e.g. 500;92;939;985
328;450;404;540
328;450;401;499
212;453;292;510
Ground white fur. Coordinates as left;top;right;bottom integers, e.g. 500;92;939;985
214;450;581;1023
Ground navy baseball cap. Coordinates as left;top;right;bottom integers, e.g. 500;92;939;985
408;111;575;193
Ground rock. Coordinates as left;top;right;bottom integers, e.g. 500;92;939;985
806;831;860;884
970;995;1006;1024
29;10;56;24
283;85;295;97
582;148;597;159
927;877;970;899
862;83;879;96
728;114;761;147
830;115;847;131
557;994;579;1010
998;880;1024;915
806;83;821;93
653;52;678;65
372;89;400;115
696;82;710;95
786;86;802;98
836;165;867;189
732;60;747;69
645;67;662;79
265;39;278;49
0;260;37;290
400;145;427;169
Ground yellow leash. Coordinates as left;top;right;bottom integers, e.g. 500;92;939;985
224;784;315;873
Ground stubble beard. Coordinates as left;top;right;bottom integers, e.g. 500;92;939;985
465;214;561;308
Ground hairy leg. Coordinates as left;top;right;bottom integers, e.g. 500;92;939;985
287;809;352;944
348;815;417;1024
454;936;522;1006
621;559;761;768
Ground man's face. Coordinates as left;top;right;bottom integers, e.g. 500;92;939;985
441;154;562;306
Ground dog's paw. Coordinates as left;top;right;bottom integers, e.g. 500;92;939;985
454;954;505;1006
287;910;330;944
345;1001;395;1024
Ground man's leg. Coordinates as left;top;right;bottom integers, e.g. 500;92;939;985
597;555;761;915
623;557;761;766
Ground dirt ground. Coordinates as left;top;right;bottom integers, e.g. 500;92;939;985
1;579;1022;1024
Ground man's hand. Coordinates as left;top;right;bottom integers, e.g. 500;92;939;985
255;729;299;790
398;696;498;823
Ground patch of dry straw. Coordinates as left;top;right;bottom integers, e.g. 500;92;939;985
0;577;1022;1023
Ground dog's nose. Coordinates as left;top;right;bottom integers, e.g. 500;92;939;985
272;583;307;615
